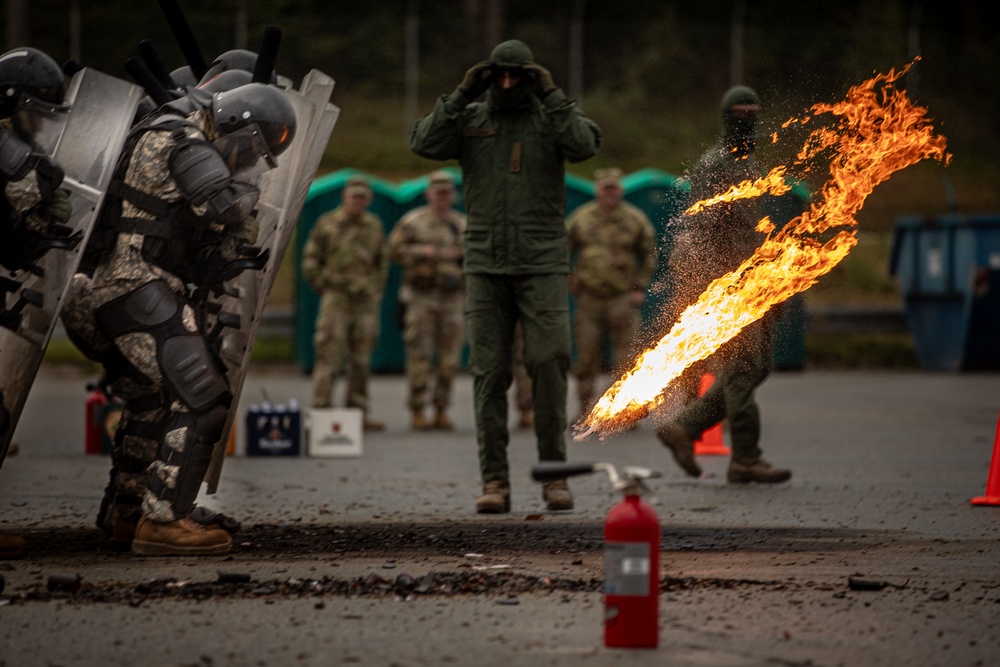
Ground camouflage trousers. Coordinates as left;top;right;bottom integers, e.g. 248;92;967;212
81;278;228;525
401;289;465;410
311;290;381;410
572;290;641;414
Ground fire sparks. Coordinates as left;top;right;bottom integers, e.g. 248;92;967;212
578;64;950;438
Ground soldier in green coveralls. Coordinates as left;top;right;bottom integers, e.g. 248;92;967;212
410;39;602;513
656;86;791;485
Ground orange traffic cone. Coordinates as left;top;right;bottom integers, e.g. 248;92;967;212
693;374;731;456
971;411;1000;506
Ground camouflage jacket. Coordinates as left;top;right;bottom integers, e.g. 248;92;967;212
388;205;466;298
409;88;601;275
302;205;387;301
566;200;656;296
91;111;255;295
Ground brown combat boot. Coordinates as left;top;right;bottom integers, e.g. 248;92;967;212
132;516;233;556
542;479;574;511
655;421;702;478
433;409;453;431
475;480;511;514
411;410;431;430
517;409;534;430
0;531;27;559
727;456;792;484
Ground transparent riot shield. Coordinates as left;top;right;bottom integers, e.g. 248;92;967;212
203;70;339;492
0;69;141;464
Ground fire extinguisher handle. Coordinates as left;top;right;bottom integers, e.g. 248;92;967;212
531;461;597;481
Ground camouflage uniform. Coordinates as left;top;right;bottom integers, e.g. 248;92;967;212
303;201;387;411
388;202;466;414
65;109;253;526
566;192;656;414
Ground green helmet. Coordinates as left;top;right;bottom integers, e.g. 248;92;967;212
489;40;534;68
721;85;760;113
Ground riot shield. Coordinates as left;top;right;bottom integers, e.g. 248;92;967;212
0;69;141;465
203;70;339;492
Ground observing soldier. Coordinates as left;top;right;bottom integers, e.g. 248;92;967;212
410;39;602;513
388;170;466;431
0;47;74;559
656;85;791;485
304;176;388;431
566;167;656;421
61;82;298;555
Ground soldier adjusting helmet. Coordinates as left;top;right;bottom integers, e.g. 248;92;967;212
210;82;296;174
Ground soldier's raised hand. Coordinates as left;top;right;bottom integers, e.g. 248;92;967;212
458;61;494;100
522;63;557;98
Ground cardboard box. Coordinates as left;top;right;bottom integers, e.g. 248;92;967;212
307;408;363;457
245;406;302;456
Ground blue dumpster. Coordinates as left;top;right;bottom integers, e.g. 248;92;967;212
889;214;1000;371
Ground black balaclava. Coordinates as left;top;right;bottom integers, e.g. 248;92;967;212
721;85;760;158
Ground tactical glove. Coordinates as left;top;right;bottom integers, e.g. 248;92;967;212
522;63;557;98
42;189;72;224
229;214;260;245
458;61;494;100
33;155;65;201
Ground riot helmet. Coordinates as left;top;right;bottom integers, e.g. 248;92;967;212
199;49;277;87
721;85;760;157
488;40;534;110
198;69;252;95
170;66;198;89
0;48;65;117
210;83;296;175
0;48;68;148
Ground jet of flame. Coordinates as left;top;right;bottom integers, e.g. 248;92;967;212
578;64;950;438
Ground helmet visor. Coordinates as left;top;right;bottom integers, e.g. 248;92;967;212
12;92;69;149
212;122;277;178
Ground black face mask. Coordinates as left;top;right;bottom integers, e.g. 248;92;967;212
490;81;532;111
723;114;757;157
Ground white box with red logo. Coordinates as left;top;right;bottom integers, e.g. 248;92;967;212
306;408;363;457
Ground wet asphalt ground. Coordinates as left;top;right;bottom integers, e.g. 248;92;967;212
1;363;999;667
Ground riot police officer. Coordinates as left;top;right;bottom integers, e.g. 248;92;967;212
62;82;297;555
0;47;74;559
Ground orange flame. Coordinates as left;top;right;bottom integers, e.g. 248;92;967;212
684;166;792;215
578;64;950;438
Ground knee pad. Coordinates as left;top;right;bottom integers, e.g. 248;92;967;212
96;280;230;411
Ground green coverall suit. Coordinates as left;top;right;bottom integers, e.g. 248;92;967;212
668;85;774;460
409;43;602;482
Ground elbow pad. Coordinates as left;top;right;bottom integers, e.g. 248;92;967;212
169;139;259;226
0;127;33;182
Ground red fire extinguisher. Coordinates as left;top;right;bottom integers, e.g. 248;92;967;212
532;461;662;649
85;382;108;454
